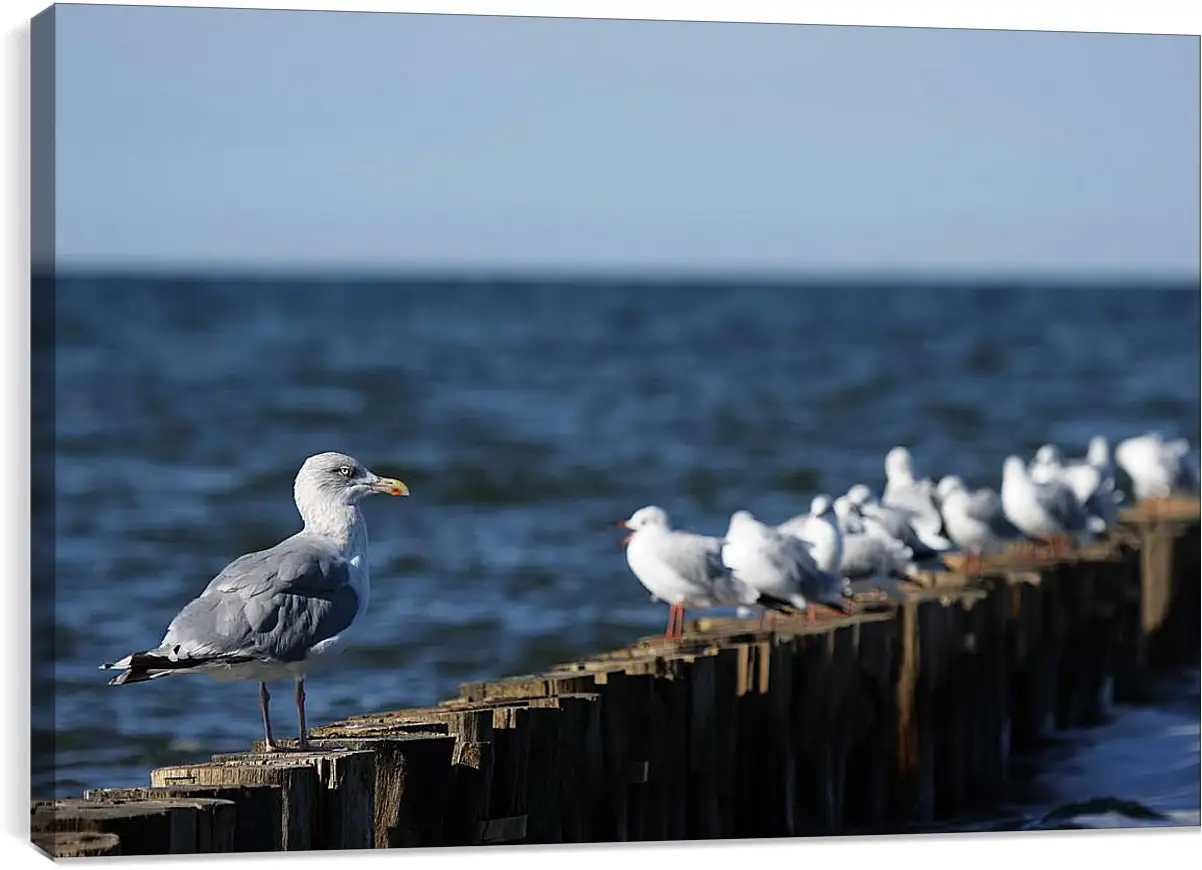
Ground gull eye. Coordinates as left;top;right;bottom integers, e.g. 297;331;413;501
338;465;353;478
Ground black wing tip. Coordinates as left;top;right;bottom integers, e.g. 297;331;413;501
756;592;798;614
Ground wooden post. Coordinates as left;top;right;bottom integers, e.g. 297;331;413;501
687;653;721;838
892;602;920;822
153;749;374;850
439;709;494;846
85;785;278;853
598;670;630;841
32;831;121;858
44;503;1201;850
31;798;234;854
288;733;455;848
487;705;532;845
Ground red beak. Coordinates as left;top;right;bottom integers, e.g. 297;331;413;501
617;520;633;547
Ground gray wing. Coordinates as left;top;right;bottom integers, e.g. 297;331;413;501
162;536;359;664
883;484;943;537
842;532;911;578
772;531;820;586
798;561;849;606
840;533;882;579
862;504;908;540
771;531;844;603
659;531;729;591
965;489;1023;539
1034;480;1087;532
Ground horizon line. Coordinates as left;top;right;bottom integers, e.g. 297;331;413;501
34;263;1202;288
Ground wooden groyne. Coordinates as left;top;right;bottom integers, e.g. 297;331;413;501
33;498;1200;856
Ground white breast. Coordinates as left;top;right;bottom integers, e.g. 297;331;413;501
800;516;842;574
348;552;370;618
626;533;699;606
300;524;371;669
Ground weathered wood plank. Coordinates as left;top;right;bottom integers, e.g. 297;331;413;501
271;733;455;848
85;784;278;853
32;830;121;858
31;798;231;855
153;749;374;850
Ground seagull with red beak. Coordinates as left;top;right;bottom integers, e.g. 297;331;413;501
618;505;786;638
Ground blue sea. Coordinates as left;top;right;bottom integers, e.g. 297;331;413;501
38;275;1201;831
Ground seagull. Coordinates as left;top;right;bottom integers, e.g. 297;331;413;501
1051;439;1121;533
881;446;947;544
1000;455;1091;554
1028;444;1063;485
831;495;865;535
101;452;410;752
936;475;1024;571
1116;432;1200;501
833;498;918;582
1028;442;1115;537
776;494;844;575
846;483;951;558
618;506;789;638
723;510;850;624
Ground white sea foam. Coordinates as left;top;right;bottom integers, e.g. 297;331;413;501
1028;668;1200;829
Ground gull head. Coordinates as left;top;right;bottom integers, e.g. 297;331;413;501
885;446;914;481
725;509;761;540
1002;456;1028;483
1033;444;1062;468
809;494;834;518
618;505;670;544
1087;436;1110;467
295;451;409;511
846;484;873;507
936;475;966;501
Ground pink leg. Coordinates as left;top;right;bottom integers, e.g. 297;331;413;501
259;682;281;752
295;678;312;751
668;604;685;638
664;604;677;638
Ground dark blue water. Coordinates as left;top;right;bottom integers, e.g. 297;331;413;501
42;276;1201;826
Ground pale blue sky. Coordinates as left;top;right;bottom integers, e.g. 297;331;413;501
52;4;1200;277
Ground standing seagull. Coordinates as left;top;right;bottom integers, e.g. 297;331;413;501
1116;432;1200;501
846;484;950;558
618;506;787;638
936;475;1024;572
1028;444;1064;485
1046;440;1119;533
723;510;850;624
776;494;844;575
101;452;410;752
1000;455;1090;554
881;446;946;544
833;498;918;581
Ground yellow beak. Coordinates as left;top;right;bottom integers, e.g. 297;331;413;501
371;477;410;497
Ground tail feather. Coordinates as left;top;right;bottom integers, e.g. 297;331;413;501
106;668;177;686
101;649;255;686
755;592;801;614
